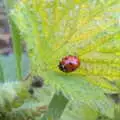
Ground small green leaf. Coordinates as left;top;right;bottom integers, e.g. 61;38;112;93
0;62;4;82
114;105;120;120
41;92;68;120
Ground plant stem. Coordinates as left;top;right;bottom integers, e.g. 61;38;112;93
4;0;22;80
41;92;69;120
0;62;4;82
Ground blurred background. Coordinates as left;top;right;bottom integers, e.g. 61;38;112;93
0;0;29;81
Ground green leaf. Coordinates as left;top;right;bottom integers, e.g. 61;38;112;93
114;105;120;120
0;62;4;82
62;103;98;120
11;0;120;118
41;92;68;120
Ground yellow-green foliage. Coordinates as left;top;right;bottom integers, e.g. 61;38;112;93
11;0;120;116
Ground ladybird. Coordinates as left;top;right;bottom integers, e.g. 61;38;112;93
58;55;80;73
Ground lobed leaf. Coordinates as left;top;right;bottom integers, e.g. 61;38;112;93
11;0;120;117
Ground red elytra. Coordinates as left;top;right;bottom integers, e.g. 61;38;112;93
58;55;80;73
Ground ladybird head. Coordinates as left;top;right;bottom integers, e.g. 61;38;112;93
58;63;68;72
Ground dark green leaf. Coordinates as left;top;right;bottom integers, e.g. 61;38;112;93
0;62;4;82
41;92;69;120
